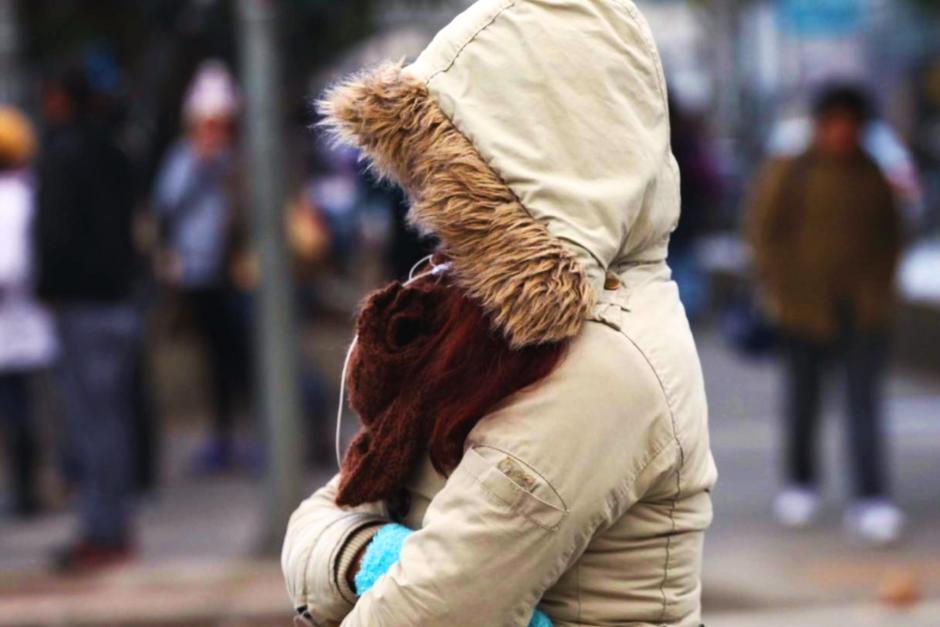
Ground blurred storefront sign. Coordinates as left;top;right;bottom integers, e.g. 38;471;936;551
778;0;866;37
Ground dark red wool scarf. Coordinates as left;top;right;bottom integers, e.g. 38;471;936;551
336;278;446;507
335;277;565;508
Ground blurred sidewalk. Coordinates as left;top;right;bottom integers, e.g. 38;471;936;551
709;601;940;627
700;329;940;624
0;429;333;626
0;328;938;626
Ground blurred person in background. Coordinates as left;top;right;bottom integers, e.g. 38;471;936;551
748;84;904;546
768;105;925;234
34;66;141;571
384;182;434;282
0;107;56;519
286;182;340;468
301;143;432;287
152;61;253;474
669;95;721;322
304;145;370;274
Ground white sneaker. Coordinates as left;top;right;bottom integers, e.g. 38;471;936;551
844;499;905;547
773;487;820;528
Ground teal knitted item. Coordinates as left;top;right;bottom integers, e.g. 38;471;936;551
528;609;553;627
353;524;412;596
353;524;553;627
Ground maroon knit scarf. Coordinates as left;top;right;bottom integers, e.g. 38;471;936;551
335;278;448;507
335;276;567;508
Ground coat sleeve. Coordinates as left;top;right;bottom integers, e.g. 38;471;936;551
151;144;216;222
745;158;790;287
338;325;677;627
151;146;189;219
867;171;903;283
281;474;388;625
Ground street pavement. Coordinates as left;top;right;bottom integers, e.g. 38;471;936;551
699;330;940;618
0;327;938;626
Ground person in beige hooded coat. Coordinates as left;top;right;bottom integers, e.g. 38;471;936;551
282;1;718;625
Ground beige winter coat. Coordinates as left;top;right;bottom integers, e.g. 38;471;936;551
282;1;717;625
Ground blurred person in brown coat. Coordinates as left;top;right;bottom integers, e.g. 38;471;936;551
748;84;904;546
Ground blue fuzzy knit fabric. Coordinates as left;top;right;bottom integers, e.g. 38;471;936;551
353;524;553;627
528;609;553;627
353;523;412;596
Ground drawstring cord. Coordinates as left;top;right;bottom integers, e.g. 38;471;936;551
335;337;358;468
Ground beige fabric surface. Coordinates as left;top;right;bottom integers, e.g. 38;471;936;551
283;1;716;625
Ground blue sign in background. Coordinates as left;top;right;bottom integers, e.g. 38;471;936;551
778;0;866;36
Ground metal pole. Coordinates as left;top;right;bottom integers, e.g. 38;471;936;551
711;0;741;144
0;0;23;105
236;0;303;553
708;0;748;226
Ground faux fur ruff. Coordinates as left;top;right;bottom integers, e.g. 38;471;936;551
319;62;594;348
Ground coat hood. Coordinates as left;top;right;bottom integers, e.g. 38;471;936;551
321;0;679;348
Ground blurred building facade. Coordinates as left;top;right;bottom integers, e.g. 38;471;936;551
640;0;940;231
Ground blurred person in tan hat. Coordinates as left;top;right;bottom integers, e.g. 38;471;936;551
0;106;35;165
749;84;904;546
34;65;141;572
152;60;254;474
0;106;57;519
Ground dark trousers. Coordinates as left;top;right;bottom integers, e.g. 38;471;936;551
0;372;38;510
182;287;252;440
131;341;158;494
782;321;889;499
57;304;139;543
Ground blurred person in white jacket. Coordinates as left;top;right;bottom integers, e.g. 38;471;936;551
0;107;56;518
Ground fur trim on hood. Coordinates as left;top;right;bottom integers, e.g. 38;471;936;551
320;63;593;347
318;0;677;348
